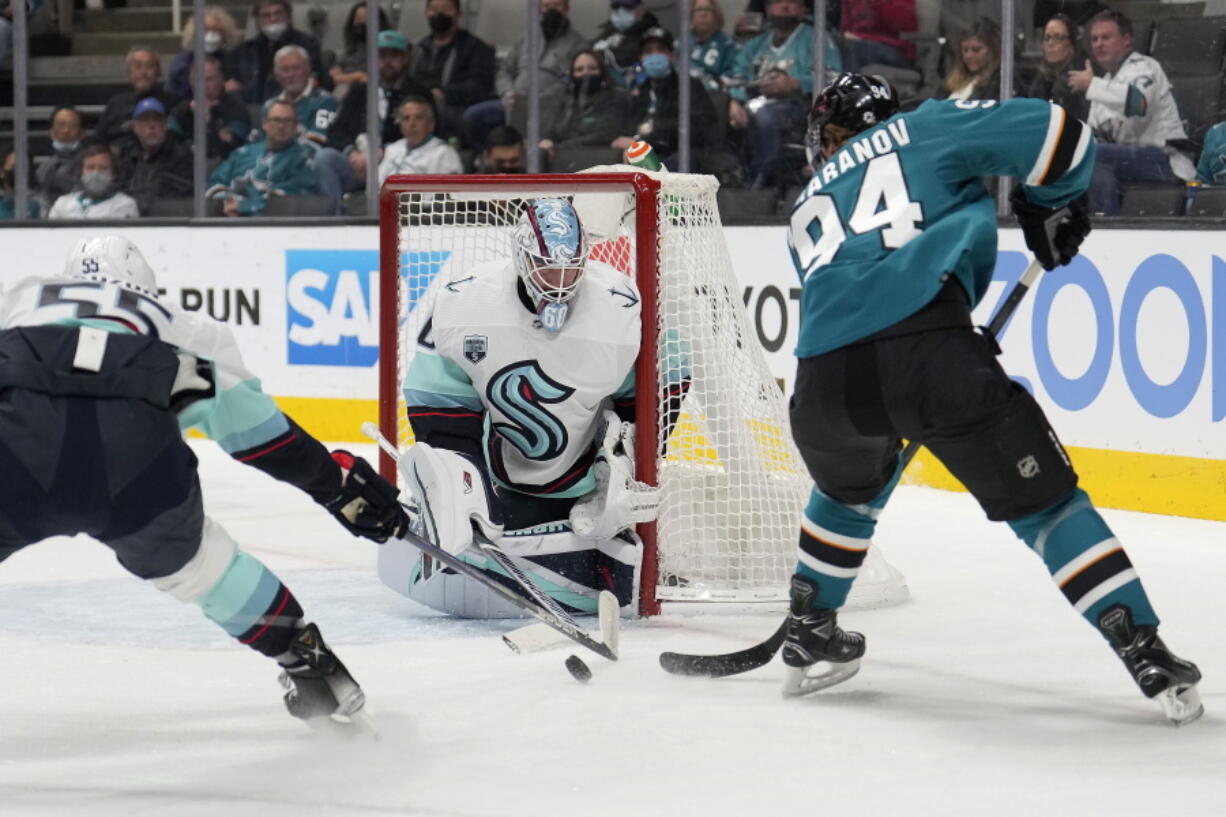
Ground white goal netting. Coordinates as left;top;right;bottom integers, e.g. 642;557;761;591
381;170;906;613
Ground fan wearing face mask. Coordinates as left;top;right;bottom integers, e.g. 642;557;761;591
610;28;721;166
407;0;497;148
48;143;139;220
464;0;587;151
225;0;329;105
164;6;243;100
538;50;632;163
592;0;661;82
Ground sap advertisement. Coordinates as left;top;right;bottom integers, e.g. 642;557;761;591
2;224;1222;461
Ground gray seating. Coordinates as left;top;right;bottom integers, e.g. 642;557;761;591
1150;16;1226;75
716;188;777;222
263;195;336;217
1186;186;1226;217
1118;184;1186;217
1169;73;1226;141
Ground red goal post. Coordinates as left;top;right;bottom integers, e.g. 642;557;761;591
378;172;907;616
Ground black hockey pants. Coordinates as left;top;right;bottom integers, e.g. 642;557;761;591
0;326;204;577
790;323;1079;522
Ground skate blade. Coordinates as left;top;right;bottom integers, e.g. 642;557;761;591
781;659;861;698
1156;684;1203;727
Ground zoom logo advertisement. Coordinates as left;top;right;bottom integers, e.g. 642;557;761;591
285;249;449;366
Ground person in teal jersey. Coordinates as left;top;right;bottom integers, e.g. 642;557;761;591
689;0;738;94
727;0;842;188
206;100;321;216
1195;121;1226;185
777;73;1202;725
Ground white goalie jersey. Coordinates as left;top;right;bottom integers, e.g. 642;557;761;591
402;257;642;499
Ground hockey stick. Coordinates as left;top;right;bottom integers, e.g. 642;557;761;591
659;256;1046;678
361;422;620;661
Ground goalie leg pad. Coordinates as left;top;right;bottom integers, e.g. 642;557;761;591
400;442;503;556
379;524;641;619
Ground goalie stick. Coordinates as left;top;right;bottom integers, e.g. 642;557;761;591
659;256;1046;678
361;422;620;661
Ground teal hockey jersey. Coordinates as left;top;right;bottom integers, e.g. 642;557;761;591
787;97;1094;357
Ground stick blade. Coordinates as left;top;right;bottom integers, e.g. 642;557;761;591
658;620;788;678
597;590;620;658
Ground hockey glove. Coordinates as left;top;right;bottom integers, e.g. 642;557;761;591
1010;186;1091;271
323;451;407;544
570;412;660;541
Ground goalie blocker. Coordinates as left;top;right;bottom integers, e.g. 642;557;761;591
378;439;645;619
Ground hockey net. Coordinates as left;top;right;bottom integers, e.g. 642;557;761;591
378;171;907;616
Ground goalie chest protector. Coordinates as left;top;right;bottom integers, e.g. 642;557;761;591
430;259;641;497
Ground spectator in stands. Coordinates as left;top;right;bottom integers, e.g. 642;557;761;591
727;0;842;189
169;55;251;159
226;0;327;105
617;28;742;185
939;17;1003;101
37;105;84;213
1021;13;1088;122
539;49;631;162
465;0;586;150
690;0;738;94
206;100;321;216
96;46;182;146
377;96;463;184
839;0;917;71
1;145;39;219
409;0;497;147
1196;122;1226;185
165;6;242;100
327;30;433;186
1066;10;1195;215
261;44;337;145
48;143;140;219
593;0;662;83
478;125;527;174
116;97;194;216
329;2;391;97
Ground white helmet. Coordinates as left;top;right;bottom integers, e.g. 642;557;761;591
512;198;588;332
64;235;158;292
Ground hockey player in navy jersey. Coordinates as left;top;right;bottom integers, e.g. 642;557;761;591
379;197;671;618
0;235;406;728
779;74;1202;723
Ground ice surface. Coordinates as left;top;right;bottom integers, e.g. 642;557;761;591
1;442;1222;816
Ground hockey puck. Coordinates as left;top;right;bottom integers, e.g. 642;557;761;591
564;654;592;684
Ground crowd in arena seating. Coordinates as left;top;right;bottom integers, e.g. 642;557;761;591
2;0;1225;219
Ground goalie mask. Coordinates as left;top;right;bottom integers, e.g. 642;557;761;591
805;72;900;166
513;198;589;333
64;234;158;293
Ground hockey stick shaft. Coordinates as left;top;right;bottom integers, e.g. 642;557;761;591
362;422;618;660
393;522;617;660
659;257;1046;679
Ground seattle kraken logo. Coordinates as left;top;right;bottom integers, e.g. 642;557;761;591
486;361;574;461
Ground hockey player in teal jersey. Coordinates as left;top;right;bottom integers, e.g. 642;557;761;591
780;74;1202;724
0;236;406;728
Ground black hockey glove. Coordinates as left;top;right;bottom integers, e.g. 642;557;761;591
1009;186;1091;271
323;451;407;544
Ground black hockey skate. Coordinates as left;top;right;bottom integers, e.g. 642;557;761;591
1098;605;1203;726
278;623;369;729
781;576;865;697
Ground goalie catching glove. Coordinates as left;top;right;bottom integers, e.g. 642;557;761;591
324;451;408;543
1009;186;1091;271
569;411;659;541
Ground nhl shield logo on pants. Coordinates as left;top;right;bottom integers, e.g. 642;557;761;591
463;335;487;364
